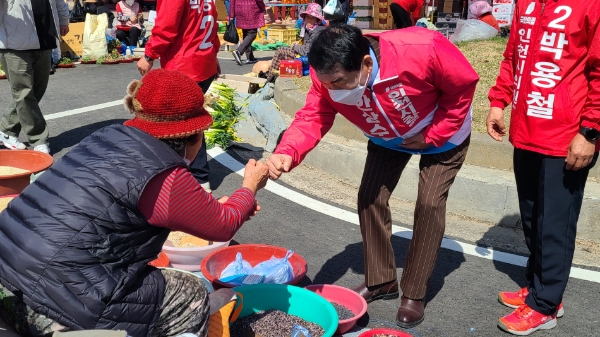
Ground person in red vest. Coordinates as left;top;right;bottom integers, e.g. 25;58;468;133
487;1;600;335
137;0;222;192
390;0;424;29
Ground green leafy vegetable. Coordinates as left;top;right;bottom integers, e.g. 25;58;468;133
204;83;243;149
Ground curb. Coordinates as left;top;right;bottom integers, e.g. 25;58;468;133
274;78;600;242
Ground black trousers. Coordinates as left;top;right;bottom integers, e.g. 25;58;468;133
513;148;598;315
189;75;217;184
236;29;257;60
115;27;142;47
390;3;413;29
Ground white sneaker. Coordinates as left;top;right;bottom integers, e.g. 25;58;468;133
0;131;26;150
201;182;212;194
33;144;50;154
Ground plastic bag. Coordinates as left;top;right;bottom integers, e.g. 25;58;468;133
224;20;239;44
249;250;294;284
82;13;109;59
323;0;345;21
220;252;252;279
450;19;499;44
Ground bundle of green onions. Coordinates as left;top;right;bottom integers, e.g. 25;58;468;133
204;83;242;149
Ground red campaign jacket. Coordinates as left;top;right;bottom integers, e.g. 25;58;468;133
145;0;220;82
275;28;479;169
488;0;600;156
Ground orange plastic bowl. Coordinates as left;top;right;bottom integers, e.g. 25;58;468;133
0;150;53;196
201;244;307;288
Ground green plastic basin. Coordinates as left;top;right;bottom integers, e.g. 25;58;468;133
233;284;339;337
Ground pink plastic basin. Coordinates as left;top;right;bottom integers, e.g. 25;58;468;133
358;328;413;337
305;284;368;335
201;244;307;289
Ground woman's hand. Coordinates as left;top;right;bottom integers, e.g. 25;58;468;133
218;195;262;220
130;15;138;23
242;159;269;194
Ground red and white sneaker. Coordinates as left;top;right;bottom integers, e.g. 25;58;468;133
499;287;564;318
499;305;557;336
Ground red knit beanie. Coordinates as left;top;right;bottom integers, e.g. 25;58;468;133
123;69;213;139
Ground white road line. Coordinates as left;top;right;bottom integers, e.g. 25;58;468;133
207;146;600;284
45;100;123;121
46;102;600;283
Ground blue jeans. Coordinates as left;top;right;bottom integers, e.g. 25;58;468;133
224;0;231;16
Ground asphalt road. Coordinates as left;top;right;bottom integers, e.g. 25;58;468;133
1;58;599;337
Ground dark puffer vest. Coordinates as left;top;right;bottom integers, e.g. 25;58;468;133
0;125;186;336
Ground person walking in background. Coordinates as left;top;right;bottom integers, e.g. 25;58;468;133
268;25;478;328
115;0;143;53
390;0;424;29
137;0;221;193
230;0;265;65
0;0;70;154
469;1;499;31
487;1;600;335
322;0;350;26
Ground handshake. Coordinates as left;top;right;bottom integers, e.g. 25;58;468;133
239;154;294;195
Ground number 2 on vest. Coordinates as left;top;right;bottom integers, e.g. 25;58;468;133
190;0;216;50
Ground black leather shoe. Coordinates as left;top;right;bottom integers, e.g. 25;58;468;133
396;296;425;328
352;280;399;303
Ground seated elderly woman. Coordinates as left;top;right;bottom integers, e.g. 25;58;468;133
0;69;269;337
264;3;326;82
115;0;144;52
469;0;500;31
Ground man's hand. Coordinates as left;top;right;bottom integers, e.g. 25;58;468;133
59;25;69;37
487;107;506;142
137;57;153;76
566;133;596;171
401;132;430;150
267;154;293;180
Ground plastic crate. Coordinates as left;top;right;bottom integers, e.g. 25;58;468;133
267;28;297;45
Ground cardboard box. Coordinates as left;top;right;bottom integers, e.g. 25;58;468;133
443;2;454;13
492;4;514;15
493;14;513;26
437;12;461;22
352;0;373;6
279;60;303;78
354;20;373;29
352;8;373;17
215;75;267;94
60;22;85;57
493;0;514;4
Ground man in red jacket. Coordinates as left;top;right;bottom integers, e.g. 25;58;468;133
137;0;221;192
487;1;600;335
268;25;478;328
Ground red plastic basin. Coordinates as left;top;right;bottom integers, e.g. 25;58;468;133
358;328;413;337
305;284;368;335
201;244;307;288
0;150;53;196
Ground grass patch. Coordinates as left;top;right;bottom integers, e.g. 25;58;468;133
455;37;508;133
291;37;509;134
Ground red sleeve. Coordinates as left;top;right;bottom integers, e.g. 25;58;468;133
274;70;337;168
116;3;122;13
422;33;479;147
488;13;519;109
139;167;257;242
144;0;186;60
581;13;600;131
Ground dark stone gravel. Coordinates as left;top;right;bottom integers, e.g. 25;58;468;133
231;309;325;337
330;302;354;320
